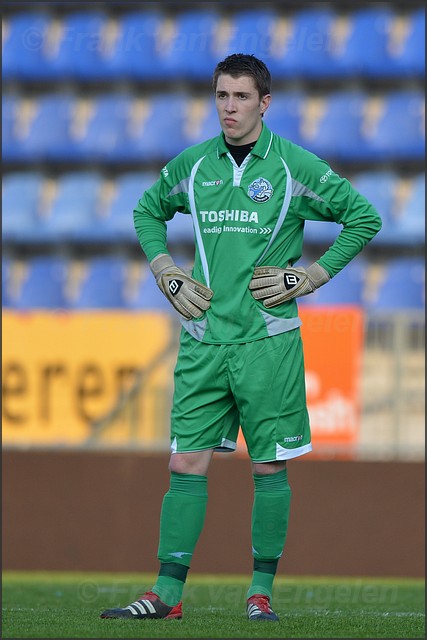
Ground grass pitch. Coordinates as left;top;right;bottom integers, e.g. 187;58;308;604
2;571;424;638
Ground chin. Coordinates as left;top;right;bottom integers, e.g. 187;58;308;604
226;132;241;141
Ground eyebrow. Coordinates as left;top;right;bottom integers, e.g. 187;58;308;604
216;90;252;96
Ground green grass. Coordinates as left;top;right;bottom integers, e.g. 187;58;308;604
2;571;425;638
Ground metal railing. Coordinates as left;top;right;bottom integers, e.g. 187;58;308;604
359;310;425;460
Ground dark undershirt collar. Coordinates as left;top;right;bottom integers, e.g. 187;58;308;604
225;140;258;166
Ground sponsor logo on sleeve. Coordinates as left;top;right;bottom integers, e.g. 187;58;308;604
320;169;334;183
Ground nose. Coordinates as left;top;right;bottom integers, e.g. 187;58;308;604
225;97;237;113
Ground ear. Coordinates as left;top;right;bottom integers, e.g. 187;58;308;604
260;94;272;116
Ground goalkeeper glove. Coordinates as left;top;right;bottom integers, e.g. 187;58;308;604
150;253;213;320
249;262;330;308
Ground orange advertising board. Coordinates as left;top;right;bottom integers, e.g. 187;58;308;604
300;306;364;455
2;311;179;448
2;308;363;455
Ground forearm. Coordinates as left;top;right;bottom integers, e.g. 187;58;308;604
303;167;383;278
317;213;382;277
133;205;168;262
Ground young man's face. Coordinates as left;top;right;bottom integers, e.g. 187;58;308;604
215;73;271;146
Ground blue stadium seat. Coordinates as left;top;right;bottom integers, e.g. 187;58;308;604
363;91;425;161
2;172;43;243
103;11;165;80
216;9;278;62
12;256;69;309
183;98;221;147
351;171;395;220
66;94;131;161
298;91;366;161
69;256;127;309
124;266;173;311
4;94;74;162
303;219;342;245
43;11;110;80
368;258;424;310
39;172;103;243
263;91;304;145
2;257;11;307
351;171;396;245
2;12;52;80
388;9;425;77
392;174;425;245
99;172;158;243
299;259;366;306
328;8;395;77
269;9;337;79
2;95;18;161
118;94;188;162
167;213;194;246
157;10;220;79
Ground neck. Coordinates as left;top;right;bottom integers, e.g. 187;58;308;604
225;139;257;166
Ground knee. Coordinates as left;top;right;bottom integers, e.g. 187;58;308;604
252;460;287;475
169;455;190;474
168;450;213;476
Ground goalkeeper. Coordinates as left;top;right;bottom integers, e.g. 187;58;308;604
101;53;381;622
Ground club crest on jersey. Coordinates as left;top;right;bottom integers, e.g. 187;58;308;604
248;177;274;203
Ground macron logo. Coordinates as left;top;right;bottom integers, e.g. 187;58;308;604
202;180;223;187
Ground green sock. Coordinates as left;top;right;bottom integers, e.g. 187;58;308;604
151;564;189;606
152;472;208;605
248;560;279;599
247;469;291;600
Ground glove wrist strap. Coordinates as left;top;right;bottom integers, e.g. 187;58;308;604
150;253;174;279
306;262;331;288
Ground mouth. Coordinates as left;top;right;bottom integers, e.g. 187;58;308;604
223;118;237;126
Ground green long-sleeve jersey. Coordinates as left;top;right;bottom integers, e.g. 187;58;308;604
134;123;382;344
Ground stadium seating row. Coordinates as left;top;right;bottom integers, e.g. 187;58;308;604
2;256;424;311
2;8;425;81
3;171;424;247
3;90;425;163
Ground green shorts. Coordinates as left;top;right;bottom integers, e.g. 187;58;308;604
170;328;312;462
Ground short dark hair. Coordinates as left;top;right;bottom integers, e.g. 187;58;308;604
212;53;271;99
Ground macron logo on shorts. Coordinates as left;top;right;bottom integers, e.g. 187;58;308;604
283;435;303;443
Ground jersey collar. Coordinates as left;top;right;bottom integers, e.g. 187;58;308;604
216;123;273;160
